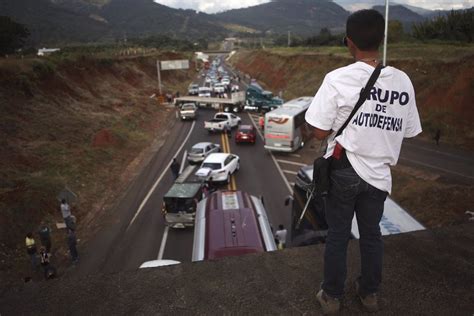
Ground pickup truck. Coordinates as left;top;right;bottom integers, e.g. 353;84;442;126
204;112;241;132
179;103;197;120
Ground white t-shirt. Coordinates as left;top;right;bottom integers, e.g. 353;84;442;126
305;62;422;193
275;229;287;244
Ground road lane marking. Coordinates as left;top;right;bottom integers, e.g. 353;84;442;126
283;170;298;175
180;150;187;173
157;225;169;260
399;157;474;180
403;142;473;162
126;120;196;230
276;159;306;167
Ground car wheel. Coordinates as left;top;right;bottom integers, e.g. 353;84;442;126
235;162;240;172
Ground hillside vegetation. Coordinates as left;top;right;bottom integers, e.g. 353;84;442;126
0;51;195;271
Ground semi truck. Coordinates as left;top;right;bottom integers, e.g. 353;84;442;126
244;83;283;112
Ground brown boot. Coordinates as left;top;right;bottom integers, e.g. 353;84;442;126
316;289;341;314
355;280;379;312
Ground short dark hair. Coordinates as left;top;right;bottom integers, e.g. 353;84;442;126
346;9;385;51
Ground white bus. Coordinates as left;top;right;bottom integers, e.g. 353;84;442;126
264;97;313;152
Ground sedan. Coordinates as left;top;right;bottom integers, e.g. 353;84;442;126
195;153;240;183
235;125;256;144
187;142;221;164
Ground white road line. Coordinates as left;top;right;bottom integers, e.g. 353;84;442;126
180;150;187;173
276;159;306;167
126;120;196;230
403;142;473;162
399;157;474;180
157;225;169;260
283;170;298;175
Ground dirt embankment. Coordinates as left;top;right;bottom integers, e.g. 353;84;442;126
0;52;195;275
230;49;474;229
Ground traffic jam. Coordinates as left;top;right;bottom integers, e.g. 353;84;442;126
142;56;424;268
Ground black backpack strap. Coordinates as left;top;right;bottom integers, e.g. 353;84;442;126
335;63;383;138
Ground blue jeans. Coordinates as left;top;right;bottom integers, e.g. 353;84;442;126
322;166;387;299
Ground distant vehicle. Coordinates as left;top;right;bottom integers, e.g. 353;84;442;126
195;153;240;184
179;103;197;120
231;84;240;92
264;97;313;152
235;124;256;144
213;83;225;94
287;164;426;247
192;190;277;262
204;112;241;132
221;78;231;86
162;165;203;228
198;86;212;98
244;83;283;112
188;84;199;95
188;142;221;164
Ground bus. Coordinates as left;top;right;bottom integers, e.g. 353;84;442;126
288;164;426;247
192;190;277;262
264;97;313;152
161;165;203;228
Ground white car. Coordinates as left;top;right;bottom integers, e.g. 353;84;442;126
213;83;225;94
187;142;221;164
221;78;230;86
195;153;240;183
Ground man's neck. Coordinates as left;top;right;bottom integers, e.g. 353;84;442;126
354;51;379;67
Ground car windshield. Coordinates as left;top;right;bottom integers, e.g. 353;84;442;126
202;162;221;170
239;128;252;134
181;105;195;110
191;148;204;154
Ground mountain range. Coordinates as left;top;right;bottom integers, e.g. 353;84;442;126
0;0;460;45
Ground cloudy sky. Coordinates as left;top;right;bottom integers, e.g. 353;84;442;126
154;0;473;13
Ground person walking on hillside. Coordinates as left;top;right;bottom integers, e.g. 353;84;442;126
305;9;422;314
60;199;75;230
170;158;180;180
39;246;56;279
434;128;441;146
25;232;38;271
275;224;287;250
38;223;52;254
67;228;79;264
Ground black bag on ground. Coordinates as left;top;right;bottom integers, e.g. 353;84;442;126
311;63;383;195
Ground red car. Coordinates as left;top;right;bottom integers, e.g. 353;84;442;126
235;125;256;144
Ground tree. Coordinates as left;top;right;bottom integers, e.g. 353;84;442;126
0;16;30;55
387;20;404;43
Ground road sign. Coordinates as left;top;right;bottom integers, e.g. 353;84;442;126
160;60;189;70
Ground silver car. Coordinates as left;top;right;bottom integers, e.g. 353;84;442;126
187;142;221;164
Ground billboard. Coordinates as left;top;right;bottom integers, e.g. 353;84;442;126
160;60;189;70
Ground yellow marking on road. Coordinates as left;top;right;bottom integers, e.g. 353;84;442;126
219;128;238;191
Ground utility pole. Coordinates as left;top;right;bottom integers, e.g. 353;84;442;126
156;60;162;95
383;0;389;66
288;31;291;47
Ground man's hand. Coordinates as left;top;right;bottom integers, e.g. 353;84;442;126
313;128;332;140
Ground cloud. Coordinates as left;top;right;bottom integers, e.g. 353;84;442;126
155;0;472;13
154;0;270;13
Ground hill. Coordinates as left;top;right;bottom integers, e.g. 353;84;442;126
373;5;424;30
0;0;227;45
215;0;350;36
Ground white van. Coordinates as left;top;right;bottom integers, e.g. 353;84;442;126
264;97;313;152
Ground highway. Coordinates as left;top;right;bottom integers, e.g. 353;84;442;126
75;62;292;275
75;56;474;276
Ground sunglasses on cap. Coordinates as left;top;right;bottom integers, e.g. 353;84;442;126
342;36;348;47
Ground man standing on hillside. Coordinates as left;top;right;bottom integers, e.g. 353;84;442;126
305;9;422;314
